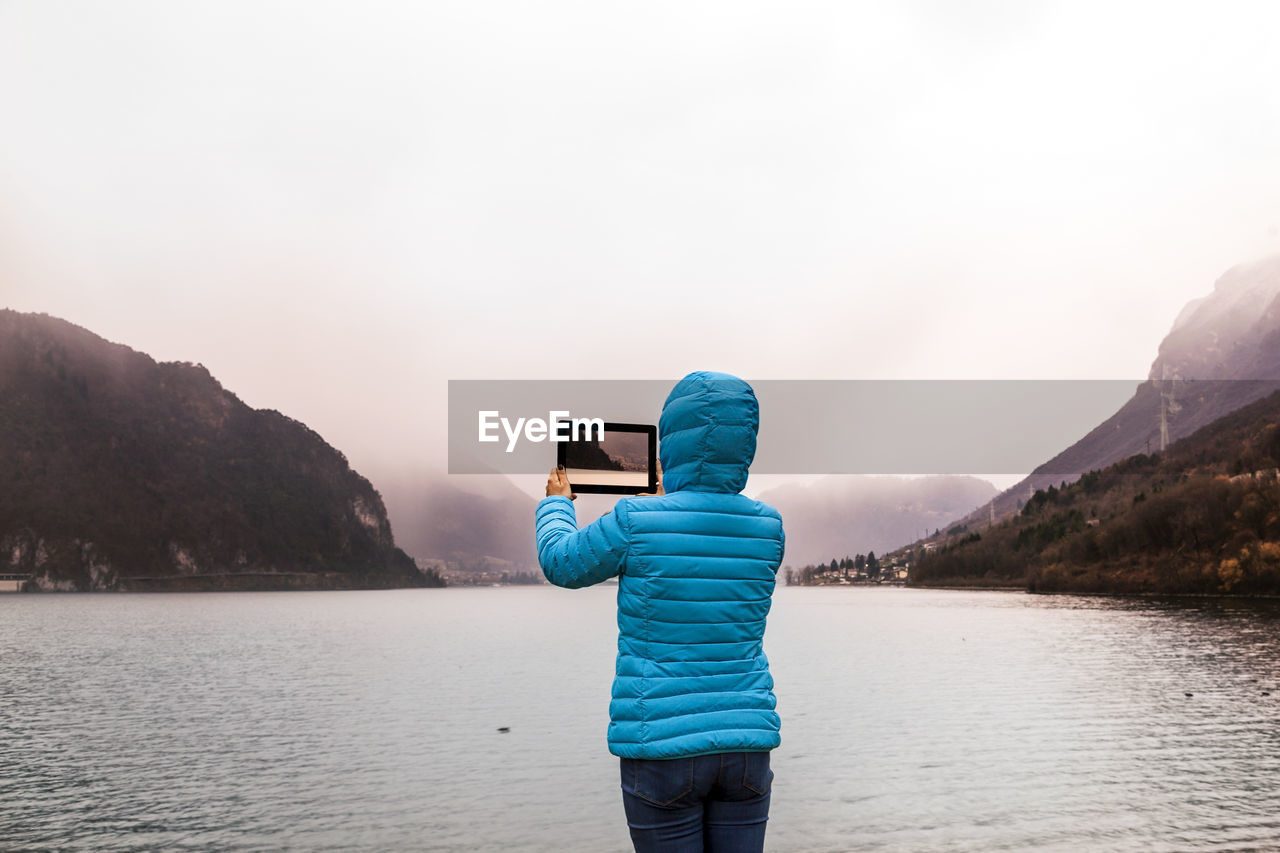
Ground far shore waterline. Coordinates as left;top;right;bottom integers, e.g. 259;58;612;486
13;584;1280;603
913;584;1280;601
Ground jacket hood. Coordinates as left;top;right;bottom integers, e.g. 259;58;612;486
658;371;758;494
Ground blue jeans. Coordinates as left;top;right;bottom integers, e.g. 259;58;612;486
619;752;773;853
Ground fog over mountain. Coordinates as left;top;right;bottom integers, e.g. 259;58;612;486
379;471;999;573
1150;254;1280;382
956;254;1280;526
757;475;998;568
379;474;538;570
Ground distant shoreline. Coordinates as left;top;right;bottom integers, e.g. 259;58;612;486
790;581;1280;602
909;583;1026;592
911;583;1280;601
9;572;438;594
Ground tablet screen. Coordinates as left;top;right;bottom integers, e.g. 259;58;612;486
556;422;658;495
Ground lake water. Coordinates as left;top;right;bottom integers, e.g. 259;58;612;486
3;586;1280;852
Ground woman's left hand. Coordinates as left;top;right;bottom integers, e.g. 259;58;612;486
636;460;665;497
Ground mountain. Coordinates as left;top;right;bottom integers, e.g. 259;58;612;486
960;255;1280;524
378;473;538;570
0;310;439;591
1151;254;1280;382
756;475;997;567
904;388;1280;595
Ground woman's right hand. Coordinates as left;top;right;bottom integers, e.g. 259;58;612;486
546;466;577;501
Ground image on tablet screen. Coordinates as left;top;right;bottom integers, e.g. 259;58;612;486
565;430;649;487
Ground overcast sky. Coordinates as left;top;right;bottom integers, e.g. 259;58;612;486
2;1;1278;491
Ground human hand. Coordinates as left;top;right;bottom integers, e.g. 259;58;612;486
546;466;576;501
635;460;665;497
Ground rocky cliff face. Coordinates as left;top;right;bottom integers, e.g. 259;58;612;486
0;309;437;591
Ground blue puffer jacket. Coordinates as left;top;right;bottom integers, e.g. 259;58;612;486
535;371;785;760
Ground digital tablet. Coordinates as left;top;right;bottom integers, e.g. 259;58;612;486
556;421;658;495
